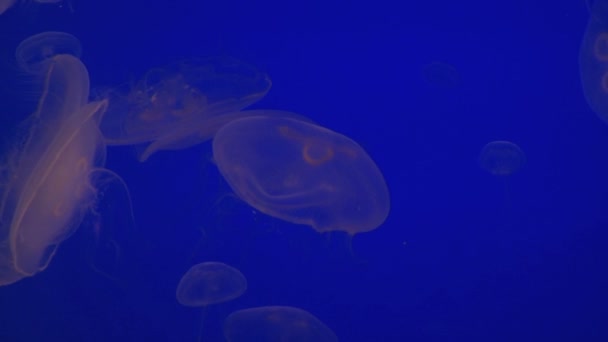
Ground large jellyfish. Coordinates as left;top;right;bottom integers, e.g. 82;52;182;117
580;0;608;124
98;57;284;161
176;261;247;341
0;32;108;286
212;116;390;236
224;306;338;342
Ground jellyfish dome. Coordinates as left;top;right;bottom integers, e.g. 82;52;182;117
224;306;339;342
212;115;390;235
176;261;247;307
0;32;107;286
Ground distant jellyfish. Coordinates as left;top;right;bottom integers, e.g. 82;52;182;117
176;261;247;341
0;32;108;286
479;140;525;211
478;140;525;176
15;31;82;73
224;306;338;342
580;0;608;124
212;116;390;236
99;56;277;161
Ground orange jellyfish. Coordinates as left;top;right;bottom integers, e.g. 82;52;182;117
99;56;279;161
176;261;247;341
0;32;108;286
224;306;338;342
212;116;390;236
580;0;608;124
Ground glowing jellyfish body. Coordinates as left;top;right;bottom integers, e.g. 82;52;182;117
176;262;247;307
478;140;525;176
0;34;107;286
99;57;273;161
212;116;390;235
580;0;608;124
224;306;338;342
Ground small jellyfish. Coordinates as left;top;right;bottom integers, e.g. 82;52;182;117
580;0;608;124
224;306;338;342
176;261;247;307
212;116;390;236
176;261;247;341
478;140;525;176
15;31;82;73
479;140;525;211
99;57;274;161
0;32;108;286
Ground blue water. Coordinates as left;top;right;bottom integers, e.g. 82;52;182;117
0;0;607;341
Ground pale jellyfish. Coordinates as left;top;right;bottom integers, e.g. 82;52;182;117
0;32;108;286
580;0;608;124
479;140;525;210
224;306;338;342
176;261;247;341
478;140;525;176
99;57;279;161
212;116;390;236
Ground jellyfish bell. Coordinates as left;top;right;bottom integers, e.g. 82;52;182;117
478;140;525;177
15;31;82;74
224;306;338;342
212;116;390;236
176;261;247;307
176;261;247;342
98;56;276;161
0;33;113;285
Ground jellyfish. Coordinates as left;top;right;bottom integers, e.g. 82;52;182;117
15;31;82;73
0;32;109;286
212;116;390;236
98;56;281;161
580;0;608;124
224;306;338;342
176;261;247;341
479;140;525;211
478;140;525;177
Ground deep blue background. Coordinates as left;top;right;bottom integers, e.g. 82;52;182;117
1;0;607;341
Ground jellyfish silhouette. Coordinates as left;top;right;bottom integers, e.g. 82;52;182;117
212;116;390;236
176;261;247;341
98;56;279;161
224;306;338;342
0;32;109;286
